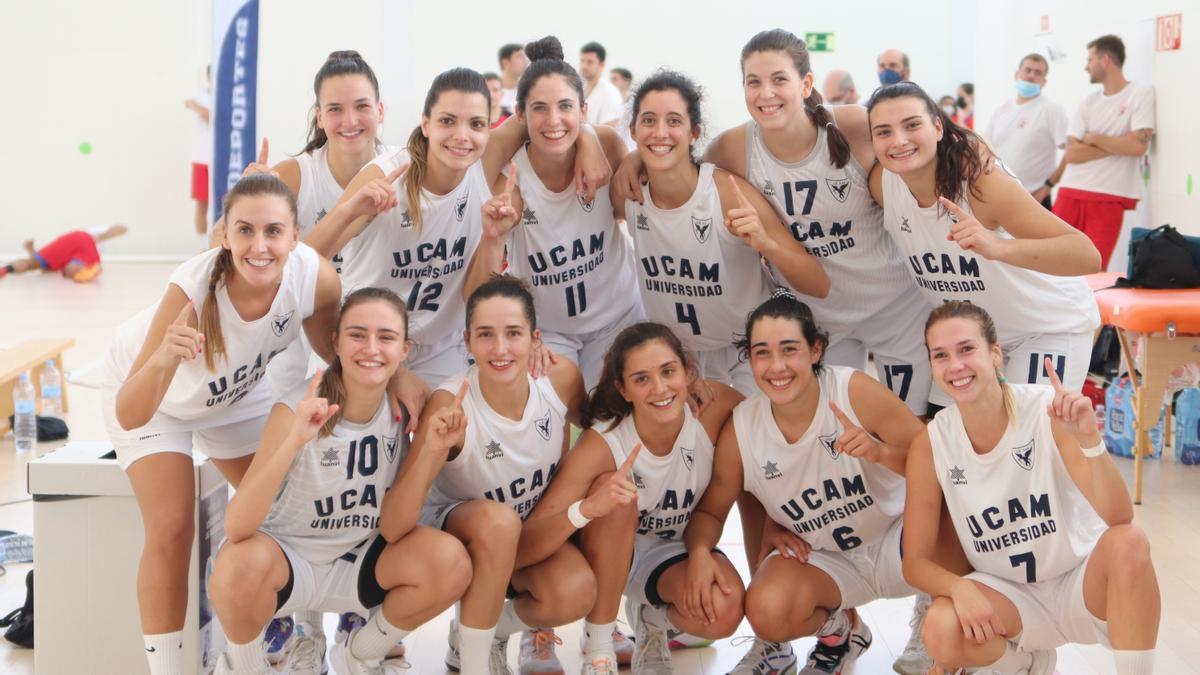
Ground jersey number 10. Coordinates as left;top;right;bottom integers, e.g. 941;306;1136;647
347;437;379;480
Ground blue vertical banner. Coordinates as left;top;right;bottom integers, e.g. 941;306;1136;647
211;0;259;217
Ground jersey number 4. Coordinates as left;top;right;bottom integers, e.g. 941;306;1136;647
676;303;701;336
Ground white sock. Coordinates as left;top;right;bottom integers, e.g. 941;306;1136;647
494;600;532;640
816;608;852;641
459;623;499;675
351;611;411;661
986;641;1033;672
227;631;267;671
584;621;616;654
298;609;325;634
143;631;184;675
1114;649;1156;675
641;603;672;631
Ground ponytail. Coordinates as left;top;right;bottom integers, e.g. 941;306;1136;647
802;90;852;169
198;248;232;372
316;359;348;439
403;126;429;230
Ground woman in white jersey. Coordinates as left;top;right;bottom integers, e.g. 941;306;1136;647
308;68;613;390
866;81;1101;392
208;288;470;675
612;69;828;396
392;277;589;674
103;174;341;675
907;301;1160;675
519;321;744;673
469;35;640;390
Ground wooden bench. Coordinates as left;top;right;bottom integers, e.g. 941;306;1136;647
0;338;76;434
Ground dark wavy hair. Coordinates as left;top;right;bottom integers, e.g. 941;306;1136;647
630;69;704;165
734;290;829;372
582;322;697;430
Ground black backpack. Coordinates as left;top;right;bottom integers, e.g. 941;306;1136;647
0;570;33;648
1119;224;1200;289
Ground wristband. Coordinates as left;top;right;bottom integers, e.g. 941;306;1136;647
567;500;592;528
1081;441;1106;458
1044;179;1055;188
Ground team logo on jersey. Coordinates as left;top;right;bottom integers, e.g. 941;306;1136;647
948;465;967;485
682;448;694;471
691;216;712;244
762;460;783;480
636;213;650;231
400;210;413;229
761;179;777;196
632;471;647;489
826;177;851;203
1012;438;1035;471
522;207;538;225
384;435;399;463
320;447;340;468
485;439;504;460
534;410;552;441
819;432;841;460
316;208;328;222
900;216;912;233
578;193;594;212
455;191;470;222
271;310;295;337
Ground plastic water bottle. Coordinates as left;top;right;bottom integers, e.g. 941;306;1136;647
39;359;63;419
0;533;33;563
13;372;36;453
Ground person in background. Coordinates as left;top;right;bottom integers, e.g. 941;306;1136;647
498;43;529;117
579;41;624;127
1;224;128;282
1053;34;1155;269
483;72;510;128
610;67;633;102
877;48;910;85
987;54;1069;209
821;68;859;104
186;65;212;248
956;82;975;129
938;95;958;121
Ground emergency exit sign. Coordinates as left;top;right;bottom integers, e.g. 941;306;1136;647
805;32;835;52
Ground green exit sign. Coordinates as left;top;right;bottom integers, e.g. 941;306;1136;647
805;32;835;52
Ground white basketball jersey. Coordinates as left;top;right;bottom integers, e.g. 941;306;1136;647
626;163;774;352
504;146;641;334
339;151;487;347
928;384;1107;583
744;118;927;337
735;366;906;553
426;367;568;520
261;380;407;563
595;407;713;541
881;170;1099;338
104;243;321;423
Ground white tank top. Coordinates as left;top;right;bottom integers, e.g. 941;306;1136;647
928;384;1107;583
295;144;396;274
104;243;321;423
595;406;713;541
504;146;641;334
426;366;568;520
881;170;1099;338
261;379;407;564
338;151;487;347
744;118;926;337
626;163;774;352
734;366;906;553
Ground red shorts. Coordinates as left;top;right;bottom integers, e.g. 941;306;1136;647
191;163;209;201
36;230;100;270
1052;187;1137;269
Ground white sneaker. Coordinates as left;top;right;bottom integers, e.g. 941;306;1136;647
214;648;272;675
518;628;565;675
581;651;620;675
337;613;405;672
627;597;673;674
725;637;797;674
264;616;296;667
329;624;385;675
446;619;462;672
288;622;329;675
577;626;635;665
892;594;933;675
491;635;515;675
799;610;871;674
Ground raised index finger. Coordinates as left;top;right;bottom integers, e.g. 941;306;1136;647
829;401;857;429
937;196;968;219
453;380;470;408
728;175;751;209
257;138;269;166
173;300;195;326
305;371;324;399
504;162;518;197
385;162;410;185
1043;356;1064;391
619;442;643;476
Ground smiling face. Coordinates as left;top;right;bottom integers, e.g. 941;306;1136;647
618;339;691;426
870;96;943;175
1085;46;1107;84
742;50;812;132
522;73;583;158
315;74;382;155
420;90;491;172
748;316;823;405
223;193;298;288
466;296;538;387
335;299;409;388
926;316;1004;405
633;89;699;171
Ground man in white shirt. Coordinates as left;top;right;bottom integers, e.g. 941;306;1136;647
579;41;624;127
986;54;1069;210
497;43;528;117
1053;34;1155;268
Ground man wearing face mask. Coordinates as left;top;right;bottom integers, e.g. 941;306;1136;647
877;48;910;85
986;54;1069;209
